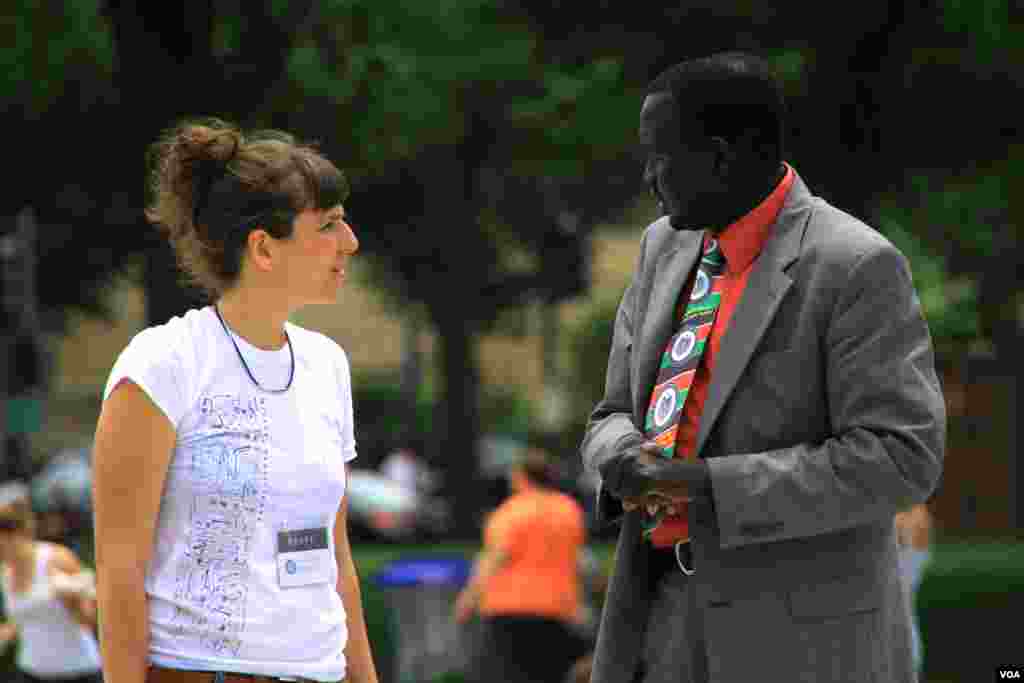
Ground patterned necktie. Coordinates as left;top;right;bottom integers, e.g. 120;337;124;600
642;235;726;536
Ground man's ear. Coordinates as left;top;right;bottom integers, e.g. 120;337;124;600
709;136;733;178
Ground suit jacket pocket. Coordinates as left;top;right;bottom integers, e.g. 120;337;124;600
704;586;883;683
787;575;882;619
783;577;886;682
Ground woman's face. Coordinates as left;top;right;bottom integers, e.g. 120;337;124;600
0;504;26;550
275;205;359;306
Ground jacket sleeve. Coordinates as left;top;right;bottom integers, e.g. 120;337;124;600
708;241;946;549
580;233;649;526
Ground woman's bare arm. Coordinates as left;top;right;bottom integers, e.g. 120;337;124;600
333;497;379;683
92;380;176;683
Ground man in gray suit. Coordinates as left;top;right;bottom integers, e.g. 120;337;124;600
581;52;945;683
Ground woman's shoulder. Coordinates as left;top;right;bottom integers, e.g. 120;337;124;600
105;308;211;403
124;306;210;359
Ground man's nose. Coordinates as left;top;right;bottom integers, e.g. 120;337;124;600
642;159;655;184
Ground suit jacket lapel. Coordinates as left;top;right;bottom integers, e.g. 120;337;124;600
693;175;814;457
633;230;703;422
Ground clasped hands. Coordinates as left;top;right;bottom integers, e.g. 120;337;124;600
599;437;710;516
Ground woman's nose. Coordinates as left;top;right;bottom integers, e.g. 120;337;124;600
340;220;359;254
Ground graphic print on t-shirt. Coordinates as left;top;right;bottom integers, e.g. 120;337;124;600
170;394;269;657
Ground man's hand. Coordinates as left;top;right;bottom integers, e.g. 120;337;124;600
599;438;711;516
621;492;686;516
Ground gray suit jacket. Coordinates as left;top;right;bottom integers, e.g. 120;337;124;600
581;171;945;683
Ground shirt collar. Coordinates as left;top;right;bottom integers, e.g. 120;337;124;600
716;163;795;273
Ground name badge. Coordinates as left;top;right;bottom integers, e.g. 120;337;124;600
276;527;331;588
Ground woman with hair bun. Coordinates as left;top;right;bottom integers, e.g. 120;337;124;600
92;119;376;683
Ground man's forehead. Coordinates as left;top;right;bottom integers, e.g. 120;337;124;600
639;92;682;143
641;92;677;121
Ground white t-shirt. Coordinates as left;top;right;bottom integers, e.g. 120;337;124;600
103;306;357;682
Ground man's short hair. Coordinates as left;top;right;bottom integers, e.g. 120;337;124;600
647;51;786;165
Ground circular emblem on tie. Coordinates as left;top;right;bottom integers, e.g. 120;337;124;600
654;387;677;428
691;269;710;301
671;330;697;362
286;560;297;575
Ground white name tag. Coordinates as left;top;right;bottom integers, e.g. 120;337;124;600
276;527;331;588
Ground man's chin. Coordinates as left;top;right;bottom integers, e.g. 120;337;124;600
668;215;702;231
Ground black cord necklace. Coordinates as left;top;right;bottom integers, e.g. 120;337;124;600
214;305;295;393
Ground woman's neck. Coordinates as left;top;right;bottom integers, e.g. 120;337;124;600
216;286;291;350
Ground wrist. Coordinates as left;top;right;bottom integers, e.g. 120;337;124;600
598;433;645;493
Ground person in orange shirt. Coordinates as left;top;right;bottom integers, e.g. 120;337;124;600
454;448;587;683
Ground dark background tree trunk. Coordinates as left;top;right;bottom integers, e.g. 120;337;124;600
432;311;483;537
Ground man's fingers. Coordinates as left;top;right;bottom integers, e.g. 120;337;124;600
639;441;665;457
622;493;687;516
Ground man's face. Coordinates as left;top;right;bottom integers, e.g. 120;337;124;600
638;92;713;230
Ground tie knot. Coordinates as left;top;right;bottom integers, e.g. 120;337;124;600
701;236;726;270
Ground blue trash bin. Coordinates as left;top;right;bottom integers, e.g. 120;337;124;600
373;556;473;683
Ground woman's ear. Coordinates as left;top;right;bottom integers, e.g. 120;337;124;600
246;229;275;272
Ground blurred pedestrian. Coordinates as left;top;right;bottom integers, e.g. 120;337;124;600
895;502;933;672
0;481;101;683
379;446;437;496
31;448;95;559
565;653;593;683
582;51;945;683
92;118;378;683
454;448;587;683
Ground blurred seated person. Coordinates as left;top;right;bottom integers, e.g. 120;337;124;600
0;481;101;683
379;446;437;495
895;502;933;673
454;448;588;683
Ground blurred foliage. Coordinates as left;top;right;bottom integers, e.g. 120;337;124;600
0;0;114;113
279;0;635;172
879;211;980;342
567;298;620;421
2;0;1018;332
352;369;533;464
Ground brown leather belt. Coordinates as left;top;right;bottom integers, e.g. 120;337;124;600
146;665;311;683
